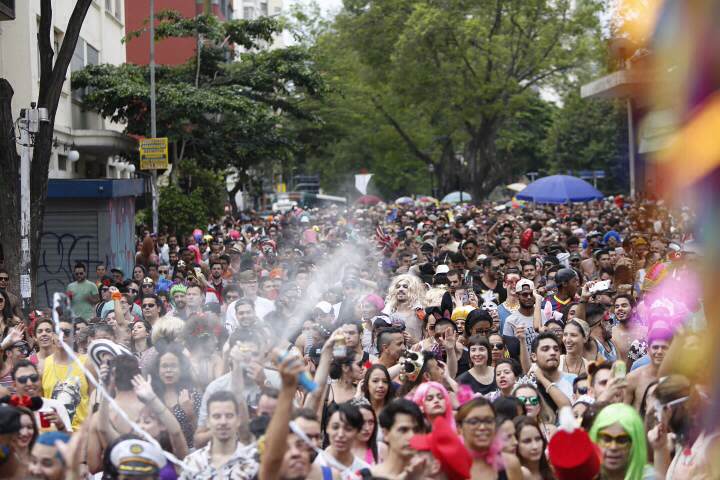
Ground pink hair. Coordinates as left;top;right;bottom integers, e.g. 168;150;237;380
409;381;455;430
187;244;202;264
363;294;385;312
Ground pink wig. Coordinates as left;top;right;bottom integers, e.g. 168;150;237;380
187;244;202;264
363;294;385;312
409;381;455;430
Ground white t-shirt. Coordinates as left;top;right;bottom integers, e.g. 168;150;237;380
503;310;537;352
224;296;275;334
313;451;369;479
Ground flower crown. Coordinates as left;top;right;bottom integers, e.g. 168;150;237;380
190;322;224;338
513;373;538;392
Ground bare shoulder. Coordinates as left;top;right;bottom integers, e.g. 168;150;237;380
626;366;643;384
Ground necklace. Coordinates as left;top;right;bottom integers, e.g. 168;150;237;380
502;299;519;311
565;355;584;375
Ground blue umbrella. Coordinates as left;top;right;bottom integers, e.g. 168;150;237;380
441;191;473;203
516;175;603;204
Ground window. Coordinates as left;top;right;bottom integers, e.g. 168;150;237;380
86;44;99;66
71;39;99;100
243;6;253;19
71;38;85;101
105;0;112;11
36;21;63;74
0;0;15;21
57;155;67;171
114;0;122;20
260;2;268;16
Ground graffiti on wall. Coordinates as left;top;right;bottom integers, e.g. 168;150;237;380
36;197;137;307
109;197;136;275
36;232;110;308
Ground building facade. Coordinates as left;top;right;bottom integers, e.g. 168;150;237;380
125;0;234;66
0;0;137;179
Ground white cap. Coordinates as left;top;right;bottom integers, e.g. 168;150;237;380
314;301;333;315
515;278;535;293
110;439;166;476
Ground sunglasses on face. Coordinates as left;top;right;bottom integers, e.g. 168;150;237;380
517;395;540;406
462;417;494;427
491;342;504;350
576;386;588;395
0;276;8;281
128;288;138;294
475;328;497;336
16;374;39;384
142;303;157;309
60;329;72;337
597;432;632;447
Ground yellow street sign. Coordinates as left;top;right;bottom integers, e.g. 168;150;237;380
139;137;169;170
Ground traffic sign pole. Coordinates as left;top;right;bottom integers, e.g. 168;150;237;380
150;0;158;234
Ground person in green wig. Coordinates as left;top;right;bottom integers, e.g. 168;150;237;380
590;403;650;480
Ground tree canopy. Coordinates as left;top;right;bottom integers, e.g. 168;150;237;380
295;0;608;199
72;12;325;198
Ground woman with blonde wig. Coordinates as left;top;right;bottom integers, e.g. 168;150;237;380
383;273;426;342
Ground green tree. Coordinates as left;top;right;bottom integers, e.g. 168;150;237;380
542;89;627;192
141;160;225;237
72;12;324;208
304;0;603;199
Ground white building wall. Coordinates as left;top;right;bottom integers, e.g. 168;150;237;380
0;0;130;179
236;0;284;48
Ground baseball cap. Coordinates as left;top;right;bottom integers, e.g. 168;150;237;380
410;417;472;480
435;264;450;274
555;268;578;285
314;301;333;315
110;439;166;477
515;278;534;293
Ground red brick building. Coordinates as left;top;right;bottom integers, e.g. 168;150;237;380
125;0;233;66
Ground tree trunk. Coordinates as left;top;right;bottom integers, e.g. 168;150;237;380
0;0;94;305
29;0;93;302
466;122;506;200
0;80;22;299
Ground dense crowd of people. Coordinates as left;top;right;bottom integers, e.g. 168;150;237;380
0;197;714;480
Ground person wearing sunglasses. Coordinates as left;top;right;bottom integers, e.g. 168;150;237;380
0;269;23;320
12;359;71;432
513;381;560;440
66;262;100;321
572;372;590;402
590;403;650;480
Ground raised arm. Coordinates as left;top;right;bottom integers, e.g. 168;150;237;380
132;374;189;460
303;330;340;413
259;352;304;480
